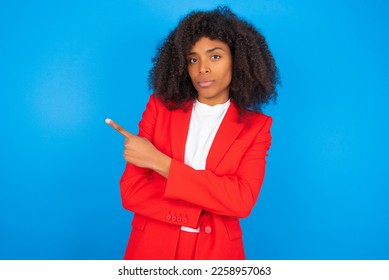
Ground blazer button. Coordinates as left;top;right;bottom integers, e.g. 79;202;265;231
177;217;182;222
171;215;177;221
204;226;212;234
182;218;188;224
165;214;171;221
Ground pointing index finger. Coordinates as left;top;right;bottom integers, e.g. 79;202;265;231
105;118;133;138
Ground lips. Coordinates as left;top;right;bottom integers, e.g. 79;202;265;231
197;80;214;88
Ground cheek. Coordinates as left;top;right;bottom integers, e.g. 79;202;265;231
223;67;232;85
187;67;196;82
218;61;232;81
228;67;233;85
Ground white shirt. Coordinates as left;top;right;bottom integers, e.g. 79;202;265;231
181;99;230;232
184;99;231;170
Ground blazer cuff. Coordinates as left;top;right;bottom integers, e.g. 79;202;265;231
165;159;188;200
164;159;203;228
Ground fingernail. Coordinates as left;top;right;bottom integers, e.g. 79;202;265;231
105;118;112;124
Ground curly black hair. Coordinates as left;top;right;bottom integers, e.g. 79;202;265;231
148;6;279;115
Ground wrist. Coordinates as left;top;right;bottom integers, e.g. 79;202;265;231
152;153;172;178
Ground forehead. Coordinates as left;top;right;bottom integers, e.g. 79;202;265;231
189;37;230;52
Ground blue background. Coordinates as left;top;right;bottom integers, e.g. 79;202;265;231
1;0;388;259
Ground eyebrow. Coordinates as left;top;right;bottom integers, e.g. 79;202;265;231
188;47;225;56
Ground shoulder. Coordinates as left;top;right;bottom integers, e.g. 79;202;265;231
148;93;194;112
244;111;272;133
148;93;163;107
230;101;272;130
249;111;272;122
143;94;169;114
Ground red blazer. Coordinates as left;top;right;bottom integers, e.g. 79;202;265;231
120;94;272;259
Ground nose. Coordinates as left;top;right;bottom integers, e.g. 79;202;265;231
199;61;210;74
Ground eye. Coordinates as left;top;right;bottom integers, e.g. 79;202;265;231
188;57;198;64
211;54;221;60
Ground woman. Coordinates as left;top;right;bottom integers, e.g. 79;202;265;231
106;6;279;259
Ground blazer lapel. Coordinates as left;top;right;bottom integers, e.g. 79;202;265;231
170;105;193;162
206;102;245;171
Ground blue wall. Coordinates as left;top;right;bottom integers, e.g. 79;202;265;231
1;0;388;259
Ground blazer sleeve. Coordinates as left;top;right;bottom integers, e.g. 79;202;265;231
164;116;272;218
120;95;202;229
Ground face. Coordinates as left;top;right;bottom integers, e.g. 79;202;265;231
187;37;232;106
